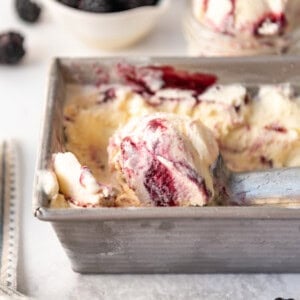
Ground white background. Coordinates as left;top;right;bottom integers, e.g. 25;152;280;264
0;0;300;299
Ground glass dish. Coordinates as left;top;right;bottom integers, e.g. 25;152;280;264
183;0;300;56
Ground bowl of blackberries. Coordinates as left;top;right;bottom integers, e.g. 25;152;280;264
44;0;170;49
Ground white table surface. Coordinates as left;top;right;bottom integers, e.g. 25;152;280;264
1;1;300;299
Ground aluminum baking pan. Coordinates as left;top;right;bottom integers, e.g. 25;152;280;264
33;56;300;273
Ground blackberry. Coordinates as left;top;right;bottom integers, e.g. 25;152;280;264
15;0;41;23
78;0;114;12
58;0;79;8
0;32;25;65
115;0;158;10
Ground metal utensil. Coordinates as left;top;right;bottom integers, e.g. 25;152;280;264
0;141;26;298
213;155;300;206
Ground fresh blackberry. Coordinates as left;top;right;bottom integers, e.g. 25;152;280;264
115;0;158;10
78;0;114;12
15;0;41;23
0;32;25;65
58;0;79;8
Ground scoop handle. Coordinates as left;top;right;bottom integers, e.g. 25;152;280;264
229;167;300;206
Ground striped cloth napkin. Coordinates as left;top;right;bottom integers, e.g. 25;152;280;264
0;141;26;299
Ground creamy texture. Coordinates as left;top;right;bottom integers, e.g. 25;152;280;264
63;84;155;185
46;63;300;208
192;0;288;37
108;113;218;207
53;152;116;207
55;81;300;207
63;82;248;177
223;84;300;171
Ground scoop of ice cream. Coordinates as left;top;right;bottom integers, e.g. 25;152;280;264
222;84;300;171
53;152;117;207
108;113;219;207
192;0;288;37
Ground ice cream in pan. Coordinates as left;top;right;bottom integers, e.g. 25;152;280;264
108;113;218;207
44;63;300;208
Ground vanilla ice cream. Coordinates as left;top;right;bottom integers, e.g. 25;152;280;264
53;152;117;207
108;113;218;207
222;84;300;171
45;63;300;208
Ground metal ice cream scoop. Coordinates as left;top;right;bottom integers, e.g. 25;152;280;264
213;155;300;206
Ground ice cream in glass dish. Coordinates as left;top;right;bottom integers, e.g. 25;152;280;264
184;0;300;56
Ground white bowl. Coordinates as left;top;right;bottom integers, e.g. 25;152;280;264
44;0;170;50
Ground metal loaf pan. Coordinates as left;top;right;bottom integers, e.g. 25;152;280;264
33;56;300;273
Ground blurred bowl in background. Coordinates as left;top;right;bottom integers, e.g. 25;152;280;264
44;0;170;50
